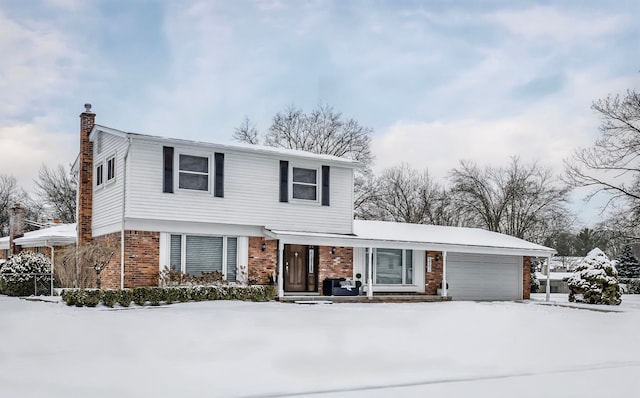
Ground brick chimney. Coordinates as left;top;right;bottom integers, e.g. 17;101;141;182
78;103;95;245
9;204;25;255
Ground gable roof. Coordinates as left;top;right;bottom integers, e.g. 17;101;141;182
266;220;555;257
90;124;362;167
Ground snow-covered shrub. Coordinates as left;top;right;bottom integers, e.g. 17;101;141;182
568;248;622;305
619;278;640;294
0;251;51;296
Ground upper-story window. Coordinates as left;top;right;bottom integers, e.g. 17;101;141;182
179;154;209;191
106;156;116;182
95;162;104;187
292;167;318;201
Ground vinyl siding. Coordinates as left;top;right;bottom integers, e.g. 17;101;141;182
126;139;354;234
92;132;129;234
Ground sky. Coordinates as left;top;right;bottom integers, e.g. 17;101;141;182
0;0;638;226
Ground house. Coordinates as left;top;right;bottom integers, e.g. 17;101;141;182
67;104;556;300
536;271;572;294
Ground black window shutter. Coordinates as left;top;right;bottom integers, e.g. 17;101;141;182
214;152;224;198
163;146;174;193
321;165;330;206
279;160;289;202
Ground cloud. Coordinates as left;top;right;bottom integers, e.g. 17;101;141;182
0;121;77;192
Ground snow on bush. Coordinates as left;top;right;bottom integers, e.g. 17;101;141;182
616;245;640;279
0;251;51;296
568;248;622;305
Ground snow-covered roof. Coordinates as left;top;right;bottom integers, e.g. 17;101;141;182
90;124;361;167
267;220;555;257
12;223;76;247
0;236;8;250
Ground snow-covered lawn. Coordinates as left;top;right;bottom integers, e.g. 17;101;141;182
1;294;639;398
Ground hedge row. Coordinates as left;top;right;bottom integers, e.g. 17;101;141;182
61;285;277;307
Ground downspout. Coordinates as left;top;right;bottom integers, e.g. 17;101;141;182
121;136;132;290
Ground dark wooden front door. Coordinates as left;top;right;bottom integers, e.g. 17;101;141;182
285;244;308;292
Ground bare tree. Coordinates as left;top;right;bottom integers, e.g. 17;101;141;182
0;175;29;236
35;164;77;223
450;157;571;242
233;105;374;212
565;90;640;217
358;164;448;224
77;242;115;289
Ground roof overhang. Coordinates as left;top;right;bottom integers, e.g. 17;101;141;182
264;228;556;257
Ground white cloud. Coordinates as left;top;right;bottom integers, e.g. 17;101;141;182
0;121;77;193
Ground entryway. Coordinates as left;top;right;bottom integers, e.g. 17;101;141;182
284;244;318;293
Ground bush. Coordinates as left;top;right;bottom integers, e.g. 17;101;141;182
0;252;51;296
117;289;133;307
102;290;118;308
620;278;640;294
59;285;277;307
568;248;622;305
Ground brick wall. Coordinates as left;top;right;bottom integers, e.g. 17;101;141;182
94;230;160;289
425;251;443;295
523;256;531;300
78;106;95;246
317;246;352;293
247;237;277;285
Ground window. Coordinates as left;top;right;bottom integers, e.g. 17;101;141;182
178;154;209;191
292;167;317;201
366;248;413;285
169;234;238;281
95;163;104;187
106;156;116;182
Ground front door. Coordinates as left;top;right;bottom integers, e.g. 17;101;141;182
285;244;308;292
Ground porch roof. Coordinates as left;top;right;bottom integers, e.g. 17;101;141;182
265;220;555;257
13;223;77;248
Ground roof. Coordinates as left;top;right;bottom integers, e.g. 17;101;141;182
90;124;361;167
536;272;574;281
267;220;556;257
12;224;77;247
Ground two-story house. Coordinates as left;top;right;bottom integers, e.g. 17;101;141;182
76;104;555;300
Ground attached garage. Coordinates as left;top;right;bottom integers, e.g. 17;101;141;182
446;253;522;300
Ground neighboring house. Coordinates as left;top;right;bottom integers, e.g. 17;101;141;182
536;271;572;294
547;256;584;272
72;104;555;300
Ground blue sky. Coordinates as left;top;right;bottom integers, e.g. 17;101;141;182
0;0;638;226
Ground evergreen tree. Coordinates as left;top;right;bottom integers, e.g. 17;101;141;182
616;245;640;278
568;248;622;305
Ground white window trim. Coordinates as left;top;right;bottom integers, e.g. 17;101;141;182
167;233;237;280
95;161;104;189
368;248;415;286
105;154;116;185
176;152;211;193
289;165;320;203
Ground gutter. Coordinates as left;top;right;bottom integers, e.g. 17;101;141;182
121;136;132;290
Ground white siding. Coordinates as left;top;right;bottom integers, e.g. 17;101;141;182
92;132;129;235
446;253;522;301
126;140;354;234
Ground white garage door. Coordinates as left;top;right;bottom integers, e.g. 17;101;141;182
446;253;522;301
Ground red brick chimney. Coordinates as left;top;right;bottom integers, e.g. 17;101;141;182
78;103;95;245
9;204;25;255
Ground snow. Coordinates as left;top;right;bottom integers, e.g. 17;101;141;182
12;223;76;247
535;271;573;280
2;295;640;397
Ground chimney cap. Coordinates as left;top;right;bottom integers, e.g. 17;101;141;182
84;103;93;113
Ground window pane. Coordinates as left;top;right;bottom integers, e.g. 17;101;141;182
405;250;413;284
226;237;237;282
376;248;402;284
185;236;222;276
169;235;182;271
107;158;115;180
293;184;317;200
179;154;208;173
179;173;209;191
293;167;316;184
96;165;103;186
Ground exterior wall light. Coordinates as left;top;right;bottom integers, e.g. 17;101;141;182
261;242;267;252
331;247;337;255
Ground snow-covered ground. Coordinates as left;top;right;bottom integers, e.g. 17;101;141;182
1;294;639;398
